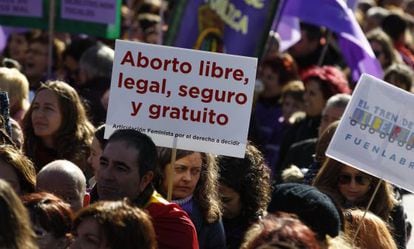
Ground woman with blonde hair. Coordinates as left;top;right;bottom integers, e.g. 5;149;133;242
313;158;408;248
23;80;94;175
0;67;30;125
344;209;398;249
155;148;225;249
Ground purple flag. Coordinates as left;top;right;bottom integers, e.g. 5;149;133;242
165;1;277;57
276;0;383;81
274;14;301;52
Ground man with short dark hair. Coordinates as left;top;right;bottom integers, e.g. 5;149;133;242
90;129;199;249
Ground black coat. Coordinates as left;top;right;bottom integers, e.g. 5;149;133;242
189;202;226;249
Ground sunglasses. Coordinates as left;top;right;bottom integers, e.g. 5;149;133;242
338;173;372;186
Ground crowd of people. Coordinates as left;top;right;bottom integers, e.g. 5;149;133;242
0;0;414;248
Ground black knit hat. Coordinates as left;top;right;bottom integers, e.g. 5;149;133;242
267;183;341;240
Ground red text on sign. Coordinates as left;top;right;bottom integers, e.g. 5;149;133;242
148;104;229;125
120;50;192;74
199;60;247;84
178;85;247;105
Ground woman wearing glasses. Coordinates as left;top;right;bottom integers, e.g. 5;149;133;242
313;158;409;249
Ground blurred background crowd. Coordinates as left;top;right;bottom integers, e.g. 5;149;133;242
0;0;413;249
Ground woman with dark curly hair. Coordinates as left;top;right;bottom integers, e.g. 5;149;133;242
0;144;36;195
70;200;157;249
313;158;408;249
217;144;272;249
21;192;73;249
23;80;94;175
155;148;225;249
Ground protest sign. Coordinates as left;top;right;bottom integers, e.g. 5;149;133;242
0;0;43;17
0;0;47;29
105;40;257;158
60;0;116;25
55;0;121;38
327;74;414;193
0;0;120;39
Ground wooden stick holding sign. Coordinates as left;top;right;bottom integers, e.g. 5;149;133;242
166;137;178;201
352;178;383;242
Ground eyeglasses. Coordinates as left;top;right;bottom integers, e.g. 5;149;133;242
337;173;372;186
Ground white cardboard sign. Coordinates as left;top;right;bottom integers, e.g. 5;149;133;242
105;40;257;158
327;74;414;193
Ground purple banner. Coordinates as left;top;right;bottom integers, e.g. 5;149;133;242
0;0;43;17
166;0;277;57
61;0;116;25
